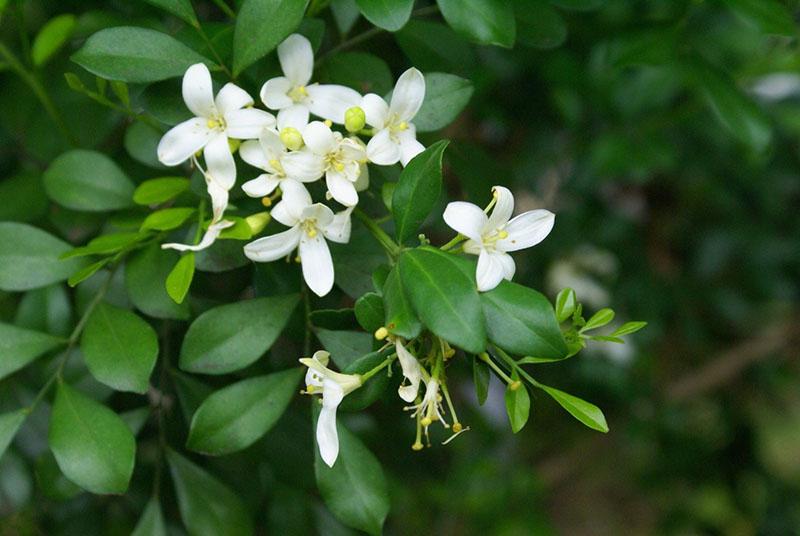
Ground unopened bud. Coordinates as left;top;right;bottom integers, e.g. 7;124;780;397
228;138;241;153
374;326;389;340
280;127;304;150
344;106;366;133
509;380;522;391
246;211;271;234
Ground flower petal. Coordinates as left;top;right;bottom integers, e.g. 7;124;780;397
302;203;334;229
203;133;236;190
326;171;359;207
242;173;280;197
396;341;422;403
389;67;425;121
361;93;389;128
306;84;362;124
498;209;555;252
398;127;424;166
498;252;516;281
207;180;229;222
299;232;335;297
162;219;234;252
487;185;514;230
281;149;326;182
244;226;302;262
259;128;286;161
260;77;294;110
277;104;310;131
323;207;353;244
278;33;313;86
476;249;506;292
317;379;344;467
239;139;269;170
224;108;275;139
354;162;369;191
214;83;253;115
366;128;401;165
157;118;214;166
280;178;313;212
182;63;215;118
302;121;337;154
442;201;487;242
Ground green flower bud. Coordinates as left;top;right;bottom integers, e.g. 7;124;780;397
246;211;271;235
279;127;304;151
345;106;366;133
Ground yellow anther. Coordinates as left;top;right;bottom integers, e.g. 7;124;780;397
509;380;522;391
261;196;272;207
305;385;315;393
206;118;219;129
288;85;308;102
374;327;389;340
269;158;281;169
279;127;303;151
333;161;345;172
411;441;424;451
452;422;463;433
420;416;432;427
306;228;317;238
498;230;509;239
398;121;408;131
324;119;333;128
492;188;500;198
294;255;301;263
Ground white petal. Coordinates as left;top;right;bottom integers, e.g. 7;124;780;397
442;201;487;242
182;63;216;118
476;250;506;292
207;180;229;222
214;83;253;115
280;178;313;211
317;379;344;467
498;210;555;252
306;84;363;124
302;203;335;229
498;252;516;281
398;127;424;166
389;67;425;121
463;239;482;255
277;104;310;131
323;207;352;244
224;108;275;139
281;150;326;182
157;118;214;166
242;173;280;197
339;137;367;162
244;226;302;262
396;341;422;403
361;93;389;128
203;133;236;190
260;77;294;110
487;185;514;230
366;128;401;165
354;162;369;191
239;139;270;170
299;232;334;297
326;171;358;207
162;220;234;252
302;121;337;155
259;128;286;161
278;33;313;86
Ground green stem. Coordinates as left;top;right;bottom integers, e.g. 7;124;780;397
360;354;396;383
479;351;514;385
440;234;466;251
493;346;541;387
210;0;236;19
353;208;401;258
72;86;163;131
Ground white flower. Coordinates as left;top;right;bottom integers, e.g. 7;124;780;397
239;128;318;198
443;186;555;292
281;121;368;207
361;68;426;167
407;378;447;428
260;34;361;125
243;180;352;297
300;350;362;467
395;340;422;403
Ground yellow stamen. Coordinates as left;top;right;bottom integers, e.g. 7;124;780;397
509;380;522;391
421;416;432;427
324;119;333;127
411;441;424;451
374;327;389;340
452;422;463;433
261;196;272;207
333;161;345;172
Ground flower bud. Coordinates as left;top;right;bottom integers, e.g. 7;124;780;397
345;106;366;133
246;212;271;234
227;138;241;154
280;127;304;150
374;326;389;340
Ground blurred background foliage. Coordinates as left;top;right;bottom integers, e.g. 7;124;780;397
1;0;799;534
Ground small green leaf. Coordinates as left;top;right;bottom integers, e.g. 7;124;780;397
436;0;516;48
166;253;195;304
316;329;374;369
0;322;63;381
355;0;413;31
14;284;72;338
140;207;196;232
81;303;159;393
49;382;136;494
611;321;647;337
68;259;110;287
32;14;77;67
582;308;615;332
179;295;299;374
187;368;302;455
414;73;473;132
61;232;148;259
504;374;530;433
536;383;609;432
340;350;391;412
233;0;308;76
125;244;191;320
133;177;191;205
588;335;624;343
392;140;449;243
167;449;254;536
132;497;168;536
44;150;135;211
554;287;577;323
331;0;361;35
382;266;421;339
354;292;384;333
473;357;490;405
143;0;199;27
0;410;27;460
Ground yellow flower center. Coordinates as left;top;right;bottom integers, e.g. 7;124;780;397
301;219;318;238
288;85;308;103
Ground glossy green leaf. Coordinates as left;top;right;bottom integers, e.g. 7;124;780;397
14;284;72;338
61;232;148;259
133;177;190;205
81;302;159;393
309;308;359;330
331;0;361;35
320;52;393;95
354;292;384;333
582;307;615;331
436;0;516;48
504;375;530;433
550;0;605;10
233;0;308;75
473;357;490;406
132;497;168;536
179;294;299;374
392;140;449;243
382;265;421;339
68;259;110;288
35;452;82;501
611;321;647;337
721;0;795;36
0;322;63;380
0;410;27;460
0;223;84;291
143;0;199;27
515;0;566;49
167;449;254;536
536;382;609;432
44;150;134;211
187;368;302;455
395;20;477;75
554;287;576;323
140;207;196;232
398;247;486;353
125;244;191;320
355;0;413;31
121;407;151;436
339;349;392;411
72;26;214;83
124;121;164;169
32;14;77;66
166;253;195;304
414;73;473;132
316;329;374;369
49;382;136;494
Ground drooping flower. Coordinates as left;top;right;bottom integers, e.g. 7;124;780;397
260;34;361;125
243;180;351;297
394;339;423;403
361;68;426;166
300;350;362;467
443;186;555;292
407;378;447;428
281;121;368;207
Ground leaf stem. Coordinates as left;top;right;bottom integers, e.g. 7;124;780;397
353;208;401;259
440;234;466;251
194;24;235;80
478;351;514;385
493;346;542;388
360;353;396;383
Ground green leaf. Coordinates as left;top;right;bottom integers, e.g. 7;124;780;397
720;0;795;36
481;280;567;359
167;449;254;536
392;140;449;243
124;121;164;169
314;419;389;535
35;452;82;501
414;73;473;133
44;150;135;211
554;287;576;323
61;232;148;259
14;284;72;338
132;497;168;536
166;253;195;304
340;350;391;411
187;368;302;455
332;0;361;35
0;410;27;460
0;173;48;223
504;375;530;433
143;0;199;27
582;307;615;332
32;14;77;67
473;357;490;406
355;0;413;31
536;383;609;432
140;207;196;232
395;20;477;75
72;26;214;83
611;321;647;337
180;294;299;374
0;322;63;380
125;244;191;320
133;177;191;205
68;259;110;287
310;308;359;330
398;247;486;353
81;303;159;393
121;407;151;436
436;0;516;48
316;329;374;369
319;52;393;95
354;292;384;333
49;382;136;494
514;0;566;49
549;0;605;10
233;0;308;76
